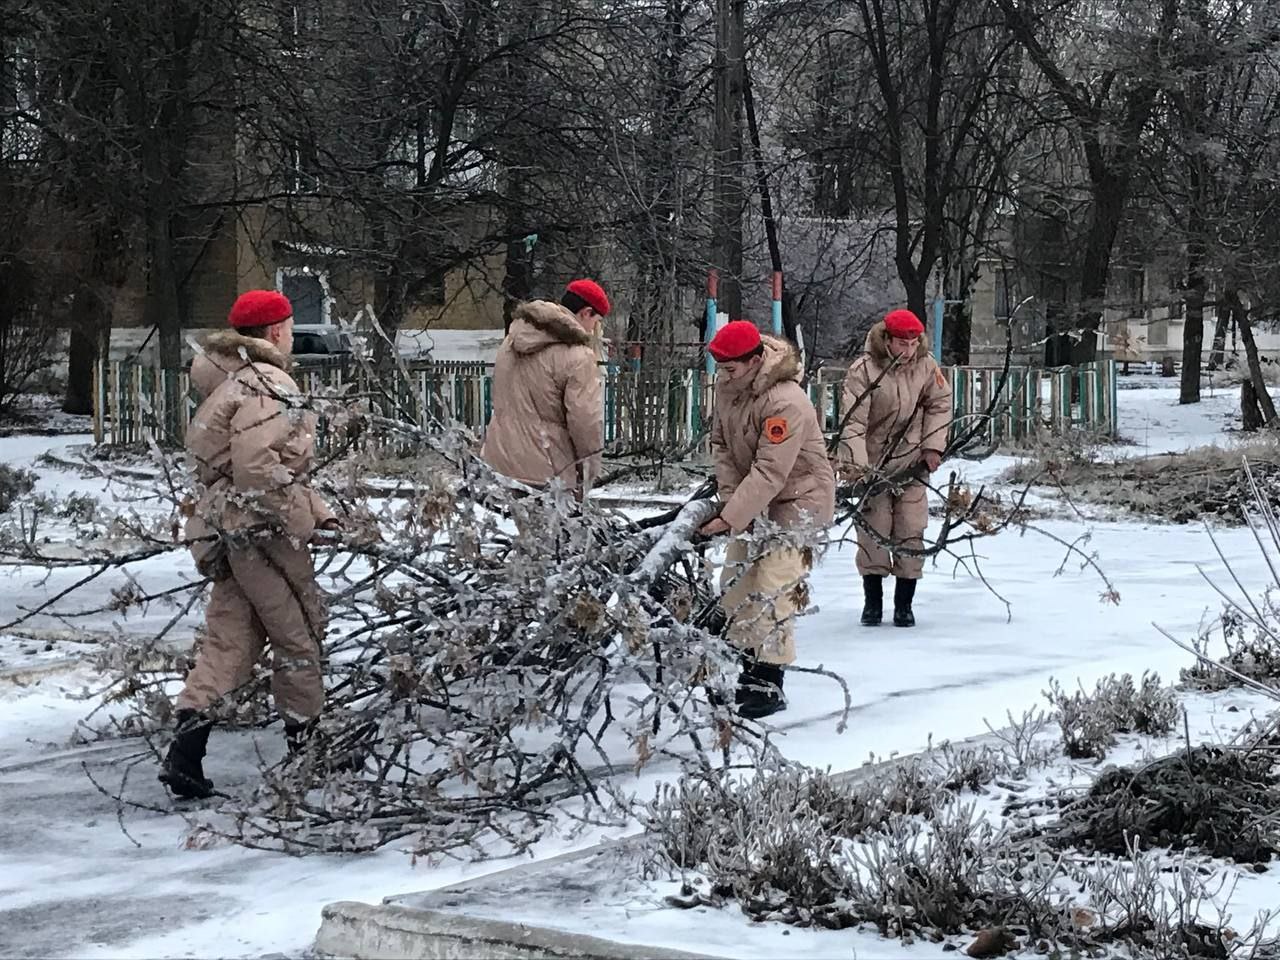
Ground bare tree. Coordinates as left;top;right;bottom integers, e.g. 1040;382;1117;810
994;0;1180;365
765;0;1026;360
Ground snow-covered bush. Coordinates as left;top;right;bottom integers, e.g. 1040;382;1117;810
1066;841;1280;959
644;752;1070;942
0;463;35;513
1183;605;1280;692
841;802;1066;942
1175;461;1280;697
986;707;1055;772
1045;672;1178;760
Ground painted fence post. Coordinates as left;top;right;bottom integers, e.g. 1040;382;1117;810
771;271;783;336
92;358;104;445
1107;358;1118;437
705;270;719;378
932;298;944;362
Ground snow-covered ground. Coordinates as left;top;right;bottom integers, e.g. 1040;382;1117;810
405;685;1280;960
1115;381;1258;456
0;381;1276;958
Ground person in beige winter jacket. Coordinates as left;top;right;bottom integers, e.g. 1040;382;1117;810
699;320;836;719
838;309;952;630
481;279;608;499
160;289;339;800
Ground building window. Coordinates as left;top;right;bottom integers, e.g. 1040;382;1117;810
287;139;321;193
279;0;322;51
1122;269;1145;317
994;269;1017;321
423;274;445;307
276;267;331;326
1;42;39;162
1148;318;1168;347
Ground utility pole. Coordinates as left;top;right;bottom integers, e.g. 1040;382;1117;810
712;0;745;319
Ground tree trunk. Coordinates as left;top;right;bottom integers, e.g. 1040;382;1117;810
944;301;971;366
1073;171;1127;365
1208;293;1229;369
711;0;745;319
743;62;796;345
1179;0;1208;405
372;265;407;373
63;286;110;415
1179;254;1205;404
904;282;929;333
1242;379;1264;432
147;215;184;373
1235;299;1276;426
502;235;533;335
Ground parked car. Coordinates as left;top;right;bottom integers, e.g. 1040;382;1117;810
292;324;356;367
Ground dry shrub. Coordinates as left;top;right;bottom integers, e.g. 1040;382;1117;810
1045;673;1179;760
645;756;1068;943
1182;605;1280;692
1003;442;1280;525
0;463;36;513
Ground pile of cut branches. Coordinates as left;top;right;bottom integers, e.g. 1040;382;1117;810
1004;442;1280;525
0;368;842;858
1046;746;1280;863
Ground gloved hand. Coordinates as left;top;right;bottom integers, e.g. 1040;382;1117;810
697;516;731;540
310;519;341;546
839;462;869;484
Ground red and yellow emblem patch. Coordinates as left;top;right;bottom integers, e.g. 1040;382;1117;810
764;416;790;444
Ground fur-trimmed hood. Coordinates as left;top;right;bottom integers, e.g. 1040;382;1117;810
862;321;931;365
507;299;592;356
838;319;952;475
480;298;603;490
710;334;834;532
721;335;803;398
191;330;290;398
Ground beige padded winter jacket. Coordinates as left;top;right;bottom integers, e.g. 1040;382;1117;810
838;321;953;473
480;300;604;493
184;331;333;570
711;336;836;534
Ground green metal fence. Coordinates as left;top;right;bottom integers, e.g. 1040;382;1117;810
93;357;1117;452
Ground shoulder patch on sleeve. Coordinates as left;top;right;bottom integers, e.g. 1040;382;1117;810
935;368;948;389
763;416;790;444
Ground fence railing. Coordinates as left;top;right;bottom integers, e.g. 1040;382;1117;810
92;356;1117;453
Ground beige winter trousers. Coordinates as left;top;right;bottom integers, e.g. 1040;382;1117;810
856;482;929;579
720;540;810;666
178;537;327;722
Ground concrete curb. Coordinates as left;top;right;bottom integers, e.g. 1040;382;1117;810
0;655;85;685
313;725;1019;960
314;902;715;960
0;631;192;686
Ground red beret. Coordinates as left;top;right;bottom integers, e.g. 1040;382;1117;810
229;290;293;329
565;279;610;317
884;309;924;338
708;320;763;362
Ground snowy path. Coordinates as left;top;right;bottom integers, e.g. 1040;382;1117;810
0;386;1271;958
0;509;1256;959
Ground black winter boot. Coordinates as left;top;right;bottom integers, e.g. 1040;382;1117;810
860;575;885;626
737;662;786;720
159;709;215;800
893;578;917;628
285;719;315;758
